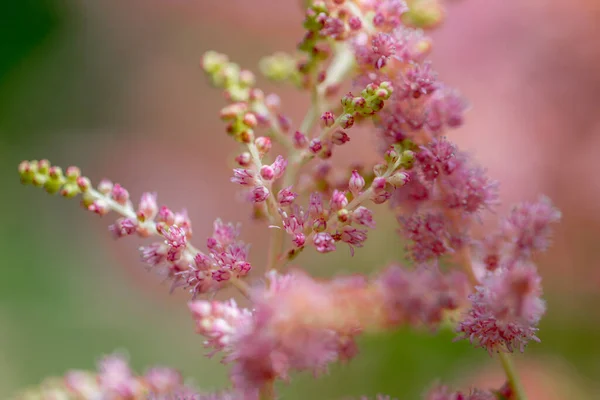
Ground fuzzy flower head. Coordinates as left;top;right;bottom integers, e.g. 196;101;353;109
457;263;546;354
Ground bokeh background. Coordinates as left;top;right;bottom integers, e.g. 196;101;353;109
2;0;600;398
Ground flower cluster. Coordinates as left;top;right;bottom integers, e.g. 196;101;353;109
17;0;561;399
12;353;238;400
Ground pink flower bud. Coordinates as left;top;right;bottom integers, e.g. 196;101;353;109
157;206;175;225
271;155;287;179
332;130;350;145
353;206;376;228
251;186;270;203
277;186;297;205
348;16;362;30
243;112;258;128
260;165;275;181
137;192;158;222
109;218;138;239
111;184;130;205
312;218;327;232
231;168;255;185
88;199;110;216
320;111;335;128
255;136;272;155
313;232;336;253
293;131;308;149
387;171;410;187
330;190;349;211
309;139;322;154
235;152;252;167
372;177;388;192
339;114;355;129
97;179;113;195
349;170;365;194
76;176;91;192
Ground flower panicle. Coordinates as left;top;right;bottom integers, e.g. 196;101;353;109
19;160;253;298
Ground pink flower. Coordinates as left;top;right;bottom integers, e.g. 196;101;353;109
189;299;252;357
277;186;297;205
401;212;451;263
137;192;158;221
353;206;376;229
108;218;137;239
457;264;546;354
313;232;336;253
378;265;470;328
502;196;561;261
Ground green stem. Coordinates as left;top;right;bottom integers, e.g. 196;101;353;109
499;352;528;400
267;226;285;271
259;380;275;400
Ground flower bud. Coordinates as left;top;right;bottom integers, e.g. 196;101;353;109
387;171;411;187
349;170;365;194
260;165;275;181
330;190;348;211
309;139;323;154
255;136;272;155
320;111;335;128
251;186;270;203
332;130;350;145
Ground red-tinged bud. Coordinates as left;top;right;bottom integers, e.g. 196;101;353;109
59;183;80;198
332;130;350;145
339;113;355;129
320;111;335;128
388;172;410;187
255;136;272;155
385;147;399;163
312;218;327;232
239;129;254;144
373;163;388;177
243;112;258;128
330;190;349;211
235;152;252;167
349;170;365;194
372;177;387;192
348;16;361;30
97;179;113;195
76;176;91;192
88;199;110;216
293;131;308;149
38;159;50;174
251;186;270;203
265;93;281;111
220;102;247;120
260;165;275;181
309;139;322;154
337;208;350;223
239;69;255;86
111;184;130;205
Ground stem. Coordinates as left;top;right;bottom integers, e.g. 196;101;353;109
456;232;528;400
230;276;252;298
259;380;275;400
267;227;285;271
499;352;529;400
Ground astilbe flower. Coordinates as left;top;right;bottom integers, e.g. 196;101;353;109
424;383;496;400
17;0;562;399
457;263;546;354
13;353;207;400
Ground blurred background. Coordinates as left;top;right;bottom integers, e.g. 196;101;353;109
1;0;600;398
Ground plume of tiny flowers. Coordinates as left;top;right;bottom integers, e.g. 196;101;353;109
457;262;546;354
14;353;210;400
18;160;253;298
17;0;562;398
423;383;497;400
